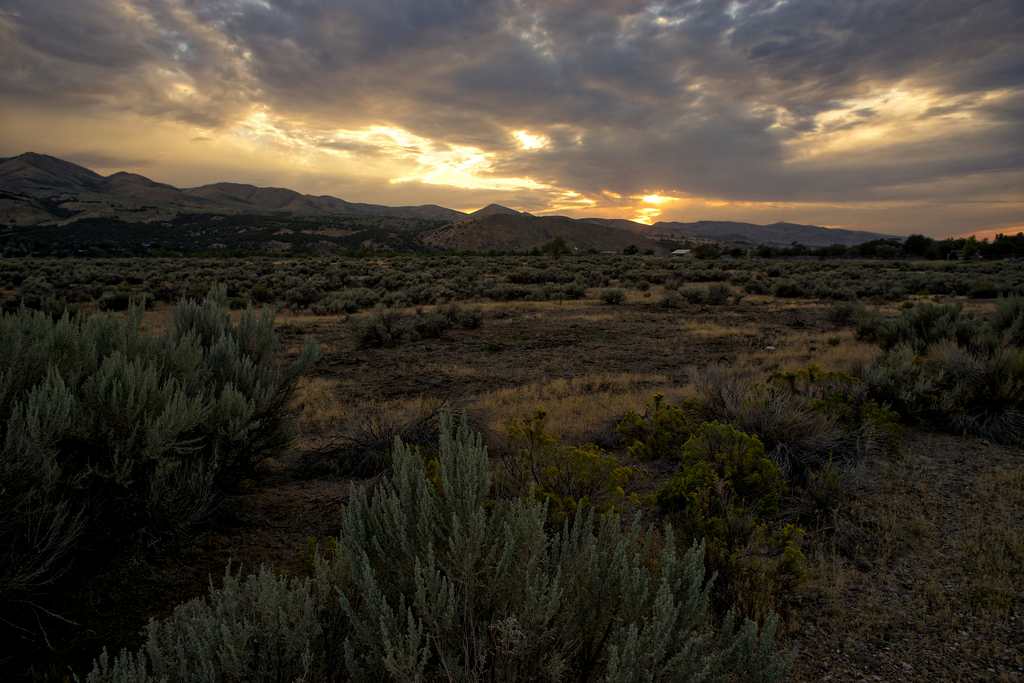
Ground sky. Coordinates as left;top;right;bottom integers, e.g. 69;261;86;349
1;0;1022;236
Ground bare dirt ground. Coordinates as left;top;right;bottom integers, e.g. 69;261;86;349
791;432;1023;681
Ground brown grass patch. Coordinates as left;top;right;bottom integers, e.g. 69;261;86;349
471;372;691;446
680;319;760;338
290;376;347;447
962;466;1024;617
741;329;878;375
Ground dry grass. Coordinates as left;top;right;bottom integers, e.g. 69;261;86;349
679;319;760;338
431;362;484;379
290;376;347;447
470;372;692;446
793;432;1024;681
962;466;1024;617
290;376;448;452
462;299;584;313
741;329;878;375
276;311;342;325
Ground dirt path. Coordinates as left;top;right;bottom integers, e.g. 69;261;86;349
791;432;1024;681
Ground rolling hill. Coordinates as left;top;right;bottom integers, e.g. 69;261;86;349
0;153;466;226
645;220;893;247
464;203;525;220
0;152;900;252
423;213;662;253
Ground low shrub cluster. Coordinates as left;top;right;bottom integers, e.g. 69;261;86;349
859;298;1024;445
856;302;975;352
660;283;737;308
693;365;899;478
353;304;482;348
0;287;318;637
8;254;1024;314
600;287;626;305
502;410;637;522
87;415;791;682
617;395;703;461
615;367;903;615
656;422;804;618
312;287;380;314
317;399;443;477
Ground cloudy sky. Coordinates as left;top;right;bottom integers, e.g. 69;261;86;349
1;0;1021;235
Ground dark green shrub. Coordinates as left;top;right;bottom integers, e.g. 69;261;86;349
857;297;1024;445
0;287;318;633
354;305;482;348
250;283;274;304
856;302;974;352
312;288;380;314
991;296;1024;346
617;395;703;461
353;309;405;347
744;278;771;295
772;280;803;298
16;276;57;311
89;415;790;681
656;423;803;618
600;288;626;305
323;401;442;477
706;282;734;305
769;366;902;462
442;302;482;329
286;283;324;309
864;342;1024;445
503;410;636;522
87;567;331;683
681;422;784;513
659;289;685;309
693;366;841;476
97;289;138;311
827;301;864;326
968;279;1000;299
671;283;736;306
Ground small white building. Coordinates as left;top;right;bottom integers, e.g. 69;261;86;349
671;249;692;257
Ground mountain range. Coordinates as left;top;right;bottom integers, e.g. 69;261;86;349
0;152;897;253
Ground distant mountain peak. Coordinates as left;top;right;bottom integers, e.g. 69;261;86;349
469;203;521;218
0;152;106;195
0;152;470;226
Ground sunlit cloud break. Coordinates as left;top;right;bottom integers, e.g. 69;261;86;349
0;0;1020;234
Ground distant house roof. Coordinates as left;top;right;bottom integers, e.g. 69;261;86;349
671;249;692;255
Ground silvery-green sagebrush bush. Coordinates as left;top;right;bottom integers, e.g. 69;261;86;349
87;415;790;682
858;298;1024;445
0;286;318;621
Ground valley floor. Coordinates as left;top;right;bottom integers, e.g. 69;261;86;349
20;292;1024;681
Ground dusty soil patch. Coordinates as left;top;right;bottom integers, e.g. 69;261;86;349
791;432;1024;681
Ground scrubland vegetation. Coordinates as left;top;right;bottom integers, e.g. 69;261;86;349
1;254;1022;681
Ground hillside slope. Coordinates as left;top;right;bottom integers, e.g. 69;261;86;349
650;220;893;247
0;153;467;226
422;213;662;253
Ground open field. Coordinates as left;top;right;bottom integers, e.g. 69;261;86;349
1;255;1022;681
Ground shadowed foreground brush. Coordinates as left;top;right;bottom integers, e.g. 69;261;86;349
0;286;318;640
87;414;791;682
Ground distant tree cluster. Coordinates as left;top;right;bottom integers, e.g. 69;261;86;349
752;232;1024;260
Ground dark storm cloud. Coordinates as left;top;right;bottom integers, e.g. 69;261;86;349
0;0;254;126
0;0;1021;218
